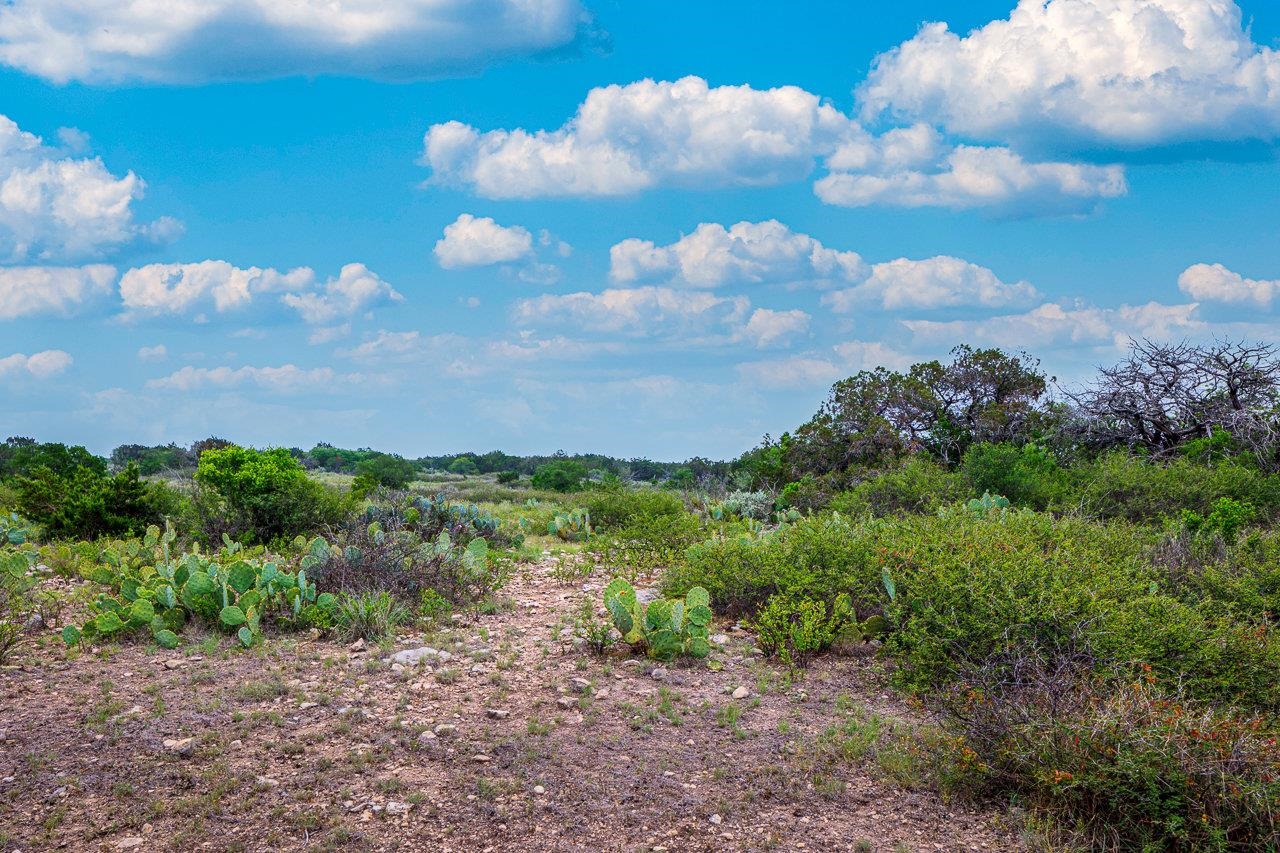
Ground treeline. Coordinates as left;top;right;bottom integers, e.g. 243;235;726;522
97;439;722;485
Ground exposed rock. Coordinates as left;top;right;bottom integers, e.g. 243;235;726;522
433;723;456;737
486;709;510;719
731;686;749;700
348;639;366;652
389;647;451;666
163;737;194;757
710;634;730;646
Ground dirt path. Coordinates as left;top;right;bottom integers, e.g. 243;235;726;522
0;558;1020;852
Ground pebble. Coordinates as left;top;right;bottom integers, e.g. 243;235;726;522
731;686;750;700
163;659;185;670
348;639;366;652
473;754;491;763
710;814;723;825
557;697;577;709
385;801;411;815
433;723;456;736
115;838;144;850
533;785;546;795
486;709;510;719
163;737;194;756
710;634;730;646
650;667;669;682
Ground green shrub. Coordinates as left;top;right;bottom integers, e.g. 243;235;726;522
194;446;350;544
496;470;520;485
531;459;588;492
941;666;1280;850
1180;496;1256;544
447;456;479;475
961;442;1070;510
15;463;181;540
333;591;409;642
590;511;704;575
1075;453;1280;524
581;487;685;531
829;458;970;517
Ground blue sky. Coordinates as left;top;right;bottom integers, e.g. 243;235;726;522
1;0;1278;459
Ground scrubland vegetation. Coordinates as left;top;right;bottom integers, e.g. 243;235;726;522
3;339;1280;850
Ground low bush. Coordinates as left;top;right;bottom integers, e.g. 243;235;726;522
1075;453;1280;524
938;655;1280;850
581;487;685;531
332;590;409;642
961;442;1071;510
829;458;970;517
0;550;56;664
15;463;181;540
531;459;588;492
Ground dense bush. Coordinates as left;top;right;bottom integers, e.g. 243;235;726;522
14;463;181;540
829;458;970;517
1074;453;1280;523
447;456;480;475
939;659;1280;850
352;453;418;496
531;459;588;492
194;446;350;544
581;487;685;531
960;442;1070;510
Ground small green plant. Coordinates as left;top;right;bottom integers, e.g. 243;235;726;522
603;578;712;661
418;587;451;622
572;598;614;654
333;591;409;642
1;550;52;664
1179;496;1256;544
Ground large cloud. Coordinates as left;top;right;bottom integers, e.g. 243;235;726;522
610;220;867;288
423;76;854;198
0;0;595;84
0;115;177;262
0;264;115;319
904;300;1204;349
859;0;1280;149
816;143;1126;213
1178;262;1279;306
422;76;1129;213
119;260;400;322
823;256;1041;311
0;348;72;379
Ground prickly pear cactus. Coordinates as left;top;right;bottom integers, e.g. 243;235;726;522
602;579;714;663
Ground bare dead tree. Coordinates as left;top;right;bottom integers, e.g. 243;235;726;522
1064;338;1280;465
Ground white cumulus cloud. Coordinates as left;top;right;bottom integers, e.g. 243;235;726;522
280;263;403;324
120;260;400;323
739;308;811;348
0;0;596;84
816;143;1126;213
0;114;178;262
422;75;1131;214
823;256;1041;312
610;220;867;288
859;0;1280;149
435;214;535;269
422;76;855;198
137;344;167;361
0;264;115;319
904;300;1204;349
0;348;72;379
1178;262;1279;307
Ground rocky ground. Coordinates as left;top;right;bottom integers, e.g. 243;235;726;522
0;558;1020;852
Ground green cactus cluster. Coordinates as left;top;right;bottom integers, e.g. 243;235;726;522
0;512;30;546
603;578;713;661
62;524;336;650
549;509;591;542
